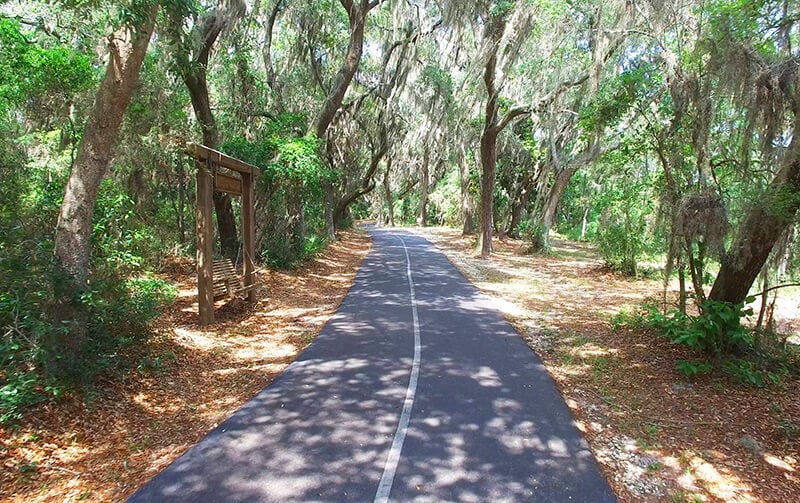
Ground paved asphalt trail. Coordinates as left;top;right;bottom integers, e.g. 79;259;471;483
128;227;616;502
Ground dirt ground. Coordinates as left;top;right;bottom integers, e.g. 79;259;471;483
414;227;799;503
0;229;372;503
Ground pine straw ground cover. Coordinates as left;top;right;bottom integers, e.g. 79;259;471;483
414;227;799;503
0;229;371;503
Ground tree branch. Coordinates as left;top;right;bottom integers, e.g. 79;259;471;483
495;106;531;133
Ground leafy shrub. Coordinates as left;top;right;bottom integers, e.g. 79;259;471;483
93;180;160;273
597;221;647;276
519;220;547;253
610;307;648;330
722;359;785;387
643;300;753;355
1;177;177;423
675;359;714;377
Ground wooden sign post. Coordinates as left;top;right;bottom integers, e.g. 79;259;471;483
188;142;259;325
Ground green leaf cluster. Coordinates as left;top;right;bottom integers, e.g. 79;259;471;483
222;114;329;185
643;299;754;355
0;18;93;115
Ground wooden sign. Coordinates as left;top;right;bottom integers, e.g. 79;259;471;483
214;172;242;195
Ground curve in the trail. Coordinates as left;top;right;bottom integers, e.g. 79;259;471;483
127;227;616;503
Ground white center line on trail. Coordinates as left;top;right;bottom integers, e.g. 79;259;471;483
374;235;422;503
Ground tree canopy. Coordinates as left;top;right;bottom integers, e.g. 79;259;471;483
1;0;799;415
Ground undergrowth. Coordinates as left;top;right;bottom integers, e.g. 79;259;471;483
612;300;793;387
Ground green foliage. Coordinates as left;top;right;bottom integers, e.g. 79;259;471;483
222;114;328;185
642;300;753;355
126;276;178;321
421;65;454;104
0;18;93;114
428;167;462;226
721;358;785;387
594;157;658;276
221;114;330;268
579;63;661;133
92;180;160;272
675;359;714;377
615;302;788;386
597;220;648;276
519;219;547;253
490;0;515;19
0;174;176;423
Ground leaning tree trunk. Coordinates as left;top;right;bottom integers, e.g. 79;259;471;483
709;112;800;305
53;6;157;364
313;0;371;238
541;166;578;250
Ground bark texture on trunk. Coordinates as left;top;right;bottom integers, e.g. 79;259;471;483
479;127;498;256
709;112;800;305
460;144;475;235
383;158;395;226
55;8;157;286
504;173;532;239
418;148;429;227
52;7;156;367
541;166;578;249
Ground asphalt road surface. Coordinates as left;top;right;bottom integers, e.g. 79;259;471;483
128;227;616;502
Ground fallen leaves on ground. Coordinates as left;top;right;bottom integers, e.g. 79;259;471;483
414;227;799;503
0;229;372;503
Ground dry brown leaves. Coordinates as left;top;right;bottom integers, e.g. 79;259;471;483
0;229;372;503
415;227;799;503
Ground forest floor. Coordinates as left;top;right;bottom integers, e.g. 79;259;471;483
0;229;372;503
414;226;800;503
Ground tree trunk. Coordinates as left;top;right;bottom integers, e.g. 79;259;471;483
479;128;498;256
383;158;395;227
460;144;474;235
709;112;800;305
313;0;371;238
418;148;429;227
541;166;578;250
182;72;238;260
580;205;590;240
53;6;157;362
313;0;369;139
178;4;244;261
55;8;156;285
262;0;285;113
504;171;533;239
504;191;527;239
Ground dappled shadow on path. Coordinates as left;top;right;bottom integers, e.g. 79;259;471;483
127;228;613;503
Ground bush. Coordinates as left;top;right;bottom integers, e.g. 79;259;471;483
519;220;547;253
643;300;753;355
0;179;177;423
597;221;647;276
614;302;786;386
722;359;786;387
675;359;714;377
